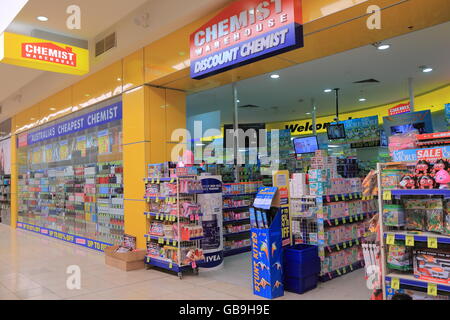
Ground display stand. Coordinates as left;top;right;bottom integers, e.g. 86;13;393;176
144;166;205;279
291;192;377;281
222;181;261;256
377;161;450;299
0;174;11;225
251;187;284;299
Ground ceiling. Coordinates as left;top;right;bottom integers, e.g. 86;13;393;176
187;21;450;125
0;0;231;122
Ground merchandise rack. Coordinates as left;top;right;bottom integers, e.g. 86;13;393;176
143;176;204;279
221;181;261;257
291;193;377;281
0;174;11;225
377;162;450;299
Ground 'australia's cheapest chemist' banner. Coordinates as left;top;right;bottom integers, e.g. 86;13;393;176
18;102;122;148
190;0;304;79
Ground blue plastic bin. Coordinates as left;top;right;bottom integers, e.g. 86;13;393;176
283;244;320;294
283;244;320;278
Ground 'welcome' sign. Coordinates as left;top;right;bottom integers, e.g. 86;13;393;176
190;0;303;79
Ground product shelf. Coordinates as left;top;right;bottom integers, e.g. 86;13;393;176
323;237;364;253
319;260;365;282
145;234;204;243
144;255;191;273
383;231;450;245
223;206;250;211
321;211;377;227
390;189;450;198
385;272;450;293
223;229;251;237
321;192;365;203
223;217;250;224
223;246;251;257
223;193;257;198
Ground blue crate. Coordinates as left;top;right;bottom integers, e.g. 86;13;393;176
284;274;318;294
283;244;320;278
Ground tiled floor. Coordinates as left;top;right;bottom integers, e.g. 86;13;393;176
0;224;372;300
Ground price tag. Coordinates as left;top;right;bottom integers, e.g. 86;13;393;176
157;178;160;184
343;267;347;274
146;256;151;263
428;237;438;249
343;217;347;224
349;216;353;223
355;239;360;245
172;240;177;246
336;269;341;276
144;178;148;184
349;264;354;271
158;238;163;244
405;235;415;247
336;244;340;250
386;234;395;245
334;195;339;202
349;194;353;200
166;239;170;245
349;240;353;246
156;214;160;220
391;277;400;290
335;219;339;226
360;214;363;221
155;197;159;203
343;242;347;249
146;197;150;203
341;195;345;201
427;283;438;296
169;262;173;269
151;178;155;184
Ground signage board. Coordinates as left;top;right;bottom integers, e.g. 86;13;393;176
389;103;411;116
0;32;89;75
190;0;304;79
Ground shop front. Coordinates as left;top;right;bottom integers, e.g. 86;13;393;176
5;0;450;300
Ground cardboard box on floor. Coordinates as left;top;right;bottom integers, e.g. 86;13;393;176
104;245;146;271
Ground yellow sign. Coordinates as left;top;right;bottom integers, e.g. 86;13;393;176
427;283;438;296
405;235;415;247
427;237;438;249
386;234;395;245
391;277;400;290
0;32;89;75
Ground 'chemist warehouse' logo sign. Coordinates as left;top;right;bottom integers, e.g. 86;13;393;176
22;42;77;67
19;102;122;147
190;0;304;79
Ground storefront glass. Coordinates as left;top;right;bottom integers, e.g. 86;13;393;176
17;97;124;246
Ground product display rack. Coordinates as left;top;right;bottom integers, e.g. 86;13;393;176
0;174;11;225
291;193;377;281
144;175;205;279
378;162;450;299
222;181;262;257
17;161;124;245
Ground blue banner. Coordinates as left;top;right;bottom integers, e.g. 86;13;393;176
25;101;122;146
17;222;112;252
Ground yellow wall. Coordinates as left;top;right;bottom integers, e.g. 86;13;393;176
266;84;450;133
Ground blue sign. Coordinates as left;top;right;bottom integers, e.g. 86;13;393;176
383;110;433;136
254;187;278;210
25;101;122;146
445;103;450;128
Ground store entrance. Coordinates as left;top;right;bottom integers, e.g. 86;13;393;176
185;21;450;296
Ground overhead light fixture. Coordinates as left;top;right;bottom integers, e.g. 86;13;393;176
49;107;56;111
117;78;122;81
421;66;433;73
373;42;390;50
324;89;332;93
270;74;280;79
236;100;240;103
37;16;48;22
359;98;367;102
306;112;311;115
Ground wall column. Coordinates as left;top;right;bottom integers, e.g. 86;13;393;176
122;85;186;249
10;120;18;229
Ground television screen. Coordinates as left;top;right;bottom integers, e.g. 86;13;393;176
327;123;346;140
293;136;319;155
390;122;426;135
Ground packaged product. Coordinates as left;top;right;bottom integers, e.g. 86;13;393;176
405;209;427;231
426;209;445;233
387;245;413;271
413;249;450;284
383;204;405;227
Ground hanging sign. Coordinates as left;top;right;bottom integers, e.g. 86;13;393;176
190;0;304;79
0;32;89;75
388;103;411;116
17;102;122;148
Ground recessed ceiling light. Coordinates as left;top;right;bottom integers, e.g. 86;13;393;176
270;74;280;79
117;78;122;81
324;89;332;93
236;100;240;103
359;98;367;102
377;44;390;50
422;67;433;73
50;108;56;111
37;16;48;22
306;112;311;115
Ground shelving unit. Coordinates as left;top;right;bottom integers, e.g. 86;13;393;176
291;193;377;281
143;174;205;279
0;174;11;225
17;161;124;245
221;181;261;257
378;162;450;300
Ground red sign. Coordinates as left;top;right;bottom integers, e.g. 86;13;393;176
22;42;77;67
416;148;443;161
389;103;411;116
417;132;450;140
190;0;303;79
18;133;28;147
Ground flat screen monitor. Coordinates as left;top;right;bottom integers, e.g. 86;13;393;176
327;123;346;140
293;136;319;155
